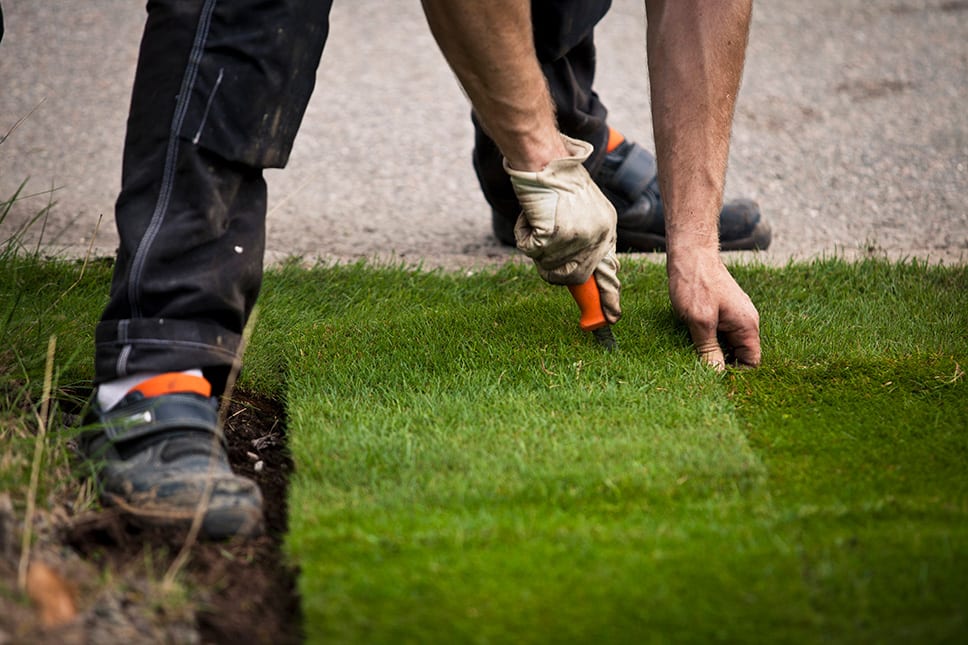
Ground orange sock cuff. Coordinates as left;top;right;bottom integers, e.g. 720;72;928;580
605;127;626;153
129;372;212;399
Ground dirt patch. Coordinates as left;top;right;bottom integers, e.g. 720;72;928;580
0;392;301;644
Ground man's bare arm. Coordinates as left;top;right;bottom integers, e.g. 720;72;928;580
420;0;566;171
420;0;621;318
645;0;761;368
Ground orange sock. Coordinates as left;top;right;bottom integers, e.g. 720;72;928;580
129;372;212;398
605;127;626;153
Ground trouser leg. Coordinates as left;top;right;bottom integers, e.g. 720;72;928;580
95;0;332;394
473;0;613;224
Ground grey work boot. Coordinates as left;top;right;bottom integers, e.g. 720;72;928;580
596;140;772;253
81;390;264;540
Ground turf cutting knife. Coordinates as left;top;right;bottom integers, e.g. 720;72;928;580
567;274;616;350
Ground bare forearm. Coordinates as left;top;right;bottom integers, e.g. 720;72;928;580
420;0;566;170
646;0;760;368
645;0;752;256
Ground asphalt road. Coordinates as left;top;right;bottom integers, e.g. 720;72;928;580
1;0;966;268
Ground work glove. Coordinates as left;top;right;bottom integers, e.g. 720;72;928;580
505;134;621;323
592;251;621;325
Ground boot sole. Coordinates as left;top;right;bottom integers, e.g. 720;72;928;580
101;480;264;540
103;485;265;540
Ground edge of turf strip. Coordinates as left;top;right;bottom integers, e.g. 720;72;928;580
256;259;967;644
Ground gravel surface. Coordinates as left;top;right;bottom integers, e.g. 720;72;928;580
1;0;966;268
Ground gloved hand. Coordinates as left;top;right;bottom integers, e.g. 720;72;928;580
505;134;618;288
592;251;621;325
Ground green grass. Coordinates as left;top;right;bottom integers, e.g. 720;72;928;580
0;246;109;502
249;259;967;644
1;249;966;643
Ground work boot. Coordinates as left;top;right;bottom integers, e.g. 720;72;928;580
80;379;263;540
492;135;772;253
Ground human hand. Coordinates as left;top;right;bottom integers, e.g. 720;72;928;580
506;134;617;286
667;248;761;370
592;251;621;325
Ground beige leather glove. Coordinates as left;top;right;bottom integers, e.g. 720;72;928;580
505;134;621;323
593;251;622;325
505;135;617;282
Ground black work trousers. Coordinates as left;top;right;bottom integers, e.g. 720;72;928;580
95;0;612;394
95;0;333;392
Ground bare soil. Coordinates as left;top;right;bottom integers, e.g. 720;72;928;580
0;393;301;644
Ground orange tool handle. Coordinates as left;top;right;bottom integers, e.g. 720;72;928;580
567;275;608;332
